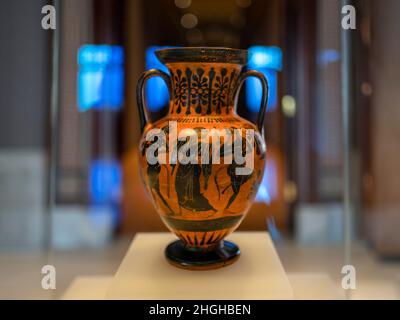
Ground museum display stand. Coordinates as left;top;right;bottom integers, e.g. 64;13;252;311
63;232;341;300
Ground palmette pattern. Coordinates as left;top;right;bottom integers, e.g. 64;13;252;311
170;67;239;115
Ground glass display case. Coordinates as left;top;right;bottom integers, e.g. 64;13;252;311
0;0;399;301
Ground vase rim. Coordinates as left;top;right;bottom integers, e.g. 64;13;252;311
155;47;247;64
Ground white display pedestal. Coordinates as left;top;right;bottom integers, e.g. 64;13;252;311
62;232;341;300
106;232;293;299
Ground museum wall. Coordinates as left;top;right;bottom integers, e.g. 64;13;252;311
0;0;50;249
367;0;400;255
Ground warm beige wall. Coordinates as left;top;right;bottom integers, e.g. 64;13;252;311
367;0;400;254
123;0;145;151
122;0;161;233
371;0;400;205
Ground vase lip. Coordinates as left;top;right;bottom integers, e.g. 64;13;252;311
155;47;248;65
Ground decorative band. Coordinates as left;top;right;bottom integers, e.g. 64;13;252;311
162;215;243;232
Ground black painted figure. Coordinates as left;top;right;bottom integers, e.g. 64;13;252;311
175;163;217;213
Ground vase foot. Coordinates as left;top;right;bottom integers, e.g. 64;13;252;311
165;240;240;270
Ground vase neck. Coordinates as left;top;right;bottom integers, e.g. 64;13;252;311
167;63;242;116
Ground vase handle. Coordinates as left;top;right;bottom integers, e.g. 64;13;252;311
136;69;172;133
235;70;269;132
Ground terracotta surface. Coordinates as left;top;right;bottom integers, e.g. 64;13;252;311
136;48;269;265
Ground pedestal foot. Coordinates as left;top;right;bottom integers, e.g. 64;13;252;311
165;240;240;270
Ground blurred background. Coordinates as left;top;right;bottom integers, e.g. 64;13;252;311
1;0;400;299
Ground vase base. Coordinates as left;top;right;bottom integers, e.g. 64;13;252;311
165;240;240;270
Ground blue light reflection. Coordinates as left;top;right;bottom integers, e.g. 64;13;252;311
255;159;278;204
246;46;282;113
145;46;175;112
78;45;124;111
89;159;122;205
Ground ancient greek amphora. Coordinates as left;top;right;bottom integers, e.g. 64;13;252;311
136;47;268;270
